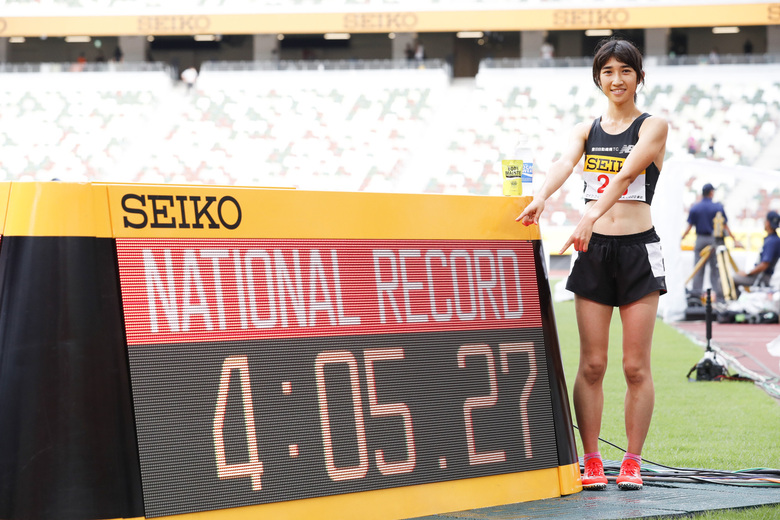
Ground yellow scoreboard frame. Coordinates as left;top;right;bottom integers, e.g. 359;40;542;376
0;182;580;520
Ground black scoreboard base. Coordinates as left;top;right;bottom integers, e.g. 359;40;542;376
0;182;581;520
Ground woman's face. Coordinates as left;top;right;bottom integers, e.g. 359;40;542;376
598;56;639;104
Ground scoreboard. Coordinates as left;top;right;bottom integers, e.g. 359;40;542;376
0;182;580;520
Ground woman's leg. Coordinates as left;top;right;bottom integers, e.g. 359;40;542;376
618;291;659;455
573;295;613;454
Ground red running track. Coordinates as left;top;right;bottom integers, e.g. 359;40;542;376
672;320;780;400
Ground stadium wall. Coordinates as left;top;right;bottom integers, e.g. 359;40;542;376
1;27;775;74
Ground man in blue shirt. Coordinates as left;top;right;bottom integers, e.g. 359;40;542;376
733;211;780;288
682;183;740;300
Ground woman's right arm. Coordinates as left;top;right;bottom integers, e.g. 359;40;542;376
516;122;589;226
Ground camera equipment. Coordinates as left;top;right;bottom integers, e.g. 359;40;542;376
686;289;729;381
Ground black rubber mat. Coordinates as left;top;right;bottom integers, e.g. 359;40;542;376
414;462;780;519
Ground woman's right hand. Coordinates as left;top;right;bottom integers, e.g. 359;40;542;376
515;198;545;226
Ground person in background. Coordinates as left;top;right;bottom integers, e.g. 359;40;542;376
404;42;414;60
708;47;720;64
707;136;716;158
687;135;697;155
517;37;667;492
414;39;425;61
72;52;88;72
181;66;199;94
732;211;780;289
541;39;555;65
681;183;741;301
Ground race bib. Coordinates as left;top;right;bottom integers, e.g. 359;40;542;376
583;154;646;201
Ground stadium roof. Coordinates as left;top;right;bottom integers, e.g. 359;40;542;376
0;0;778;37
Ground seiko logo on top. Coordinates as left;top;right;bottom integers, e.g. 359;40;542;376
121;193;242;230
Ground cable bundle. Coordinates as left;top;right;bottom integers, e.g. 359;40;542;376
594;459;780;487
575;426;780;488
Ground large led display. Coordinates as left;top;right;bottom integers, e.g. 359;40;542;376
116;237;557;517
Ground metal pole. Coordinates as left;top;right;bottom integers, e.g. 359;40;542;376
705;288;713;352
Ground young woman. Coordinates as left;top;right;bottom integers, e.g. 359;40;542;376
517;38;668;491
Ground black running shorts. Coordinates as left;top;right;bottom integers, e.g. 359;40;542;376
565;228;667;307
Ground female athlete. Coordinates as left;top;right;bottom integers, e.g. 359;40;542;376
517;37;668;491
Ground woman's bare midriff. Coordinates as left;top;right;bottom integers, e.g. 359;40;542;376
587;199;653;236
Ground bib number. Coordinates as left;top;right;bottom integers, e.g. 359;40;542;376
597;175;628;196
584;171;645;201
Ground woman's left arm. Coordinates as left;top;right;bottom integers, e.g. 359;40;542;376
560;116;668;253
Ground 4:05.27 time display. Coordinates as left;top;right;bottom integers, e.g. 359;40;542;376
128;329;559;518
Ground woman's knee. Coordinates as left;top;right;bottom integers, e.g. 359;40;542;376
622;362;650;386
579;357;608;384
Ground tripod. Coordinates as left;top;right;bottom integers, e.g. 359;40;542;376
686;289;729;380
685;211;738;302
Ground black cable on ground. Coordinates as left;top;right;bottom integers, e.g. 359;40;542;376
573;425;780;487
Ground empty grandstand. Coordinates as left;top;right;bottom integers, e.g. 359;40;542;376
1;0;779;239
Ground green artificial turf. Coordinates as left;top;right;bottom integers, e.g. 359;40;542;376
550;287;780;519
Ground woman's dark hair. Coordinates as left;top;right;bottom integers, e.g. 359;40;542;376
592;37;645;100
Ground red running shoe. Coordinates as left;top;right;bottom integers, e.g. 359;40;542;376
616;458;643;490
581;458;608;490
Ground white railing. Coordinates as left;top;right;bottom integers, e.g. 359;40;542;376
480;53;780;70
200;58;451;73
0;61;172;74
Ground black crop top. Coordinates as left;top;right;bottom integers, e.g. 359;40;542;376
583;113;660;205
